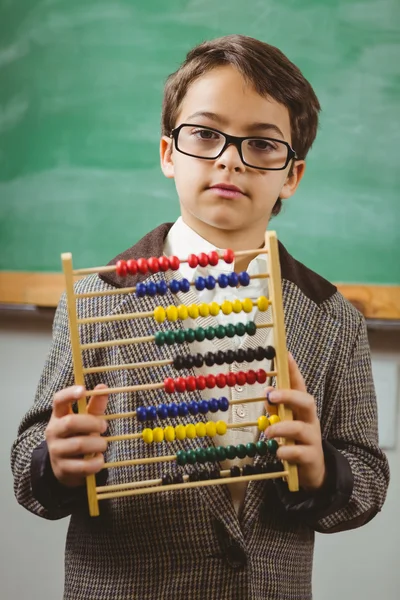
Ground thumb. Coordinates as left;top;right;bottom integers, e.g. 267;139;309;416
288;352;307;393
87;383;109;416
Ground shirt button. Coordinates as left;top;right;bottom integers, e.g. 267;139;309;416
235;385;243;393
236;406;246;418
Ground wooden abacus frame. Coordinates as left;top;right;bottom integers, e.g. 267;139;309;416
62;230;298;517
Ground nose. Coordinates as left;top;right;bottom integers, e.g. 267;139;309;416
215;143;246;173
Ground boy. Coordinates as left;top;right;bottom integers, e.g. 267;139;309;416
11;35;389;600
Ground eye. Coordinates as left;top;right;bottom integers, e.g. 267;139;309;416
192;128;220;140
248;139;276;151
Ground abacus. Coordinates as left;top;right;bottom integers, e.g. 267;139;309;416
62;230;298;517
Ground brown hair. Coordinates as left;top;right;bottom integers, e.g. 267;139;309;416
161;35;321;216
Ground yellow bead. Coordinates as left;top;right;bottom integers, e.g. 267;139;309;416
195;422;207;437
269;414;281;425
232;299;242;313
199;303;210;317
164;426;175;442
142;428;153;444
154;306;166;323
175;424;186;440
221;300;233;315
185;424;197;439
257;296;270;311
177;304;189;320
188;303;199;319
166;305;178;321
216;420;227;435
205;421;217;437
257;415;270;431
209;301;220;316
152;427;164;443
242;298;253;313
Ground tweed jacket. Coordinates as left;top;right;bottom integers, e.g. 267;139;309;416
11;223;389;600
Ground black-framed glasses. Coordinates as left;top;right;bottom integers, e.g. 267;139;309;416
170;123;297;171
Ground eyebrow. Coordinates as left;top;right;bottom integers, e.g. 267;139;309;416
185;111;286;139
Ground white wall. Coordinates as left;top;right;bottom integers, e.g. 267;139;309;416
1;310;399;600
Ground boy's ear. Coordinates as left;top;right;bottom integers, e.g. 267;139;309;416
160;136;175;179
279;160;306;199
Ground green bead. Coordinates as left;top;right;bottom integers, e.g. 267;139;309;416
246;442;257;458
165;330;176;345
195;448;208;464
215;325;226;339
176;450;187;466
205;326;216;340
225;324;236;338
175;330;186;344
236;444;247;459
235;323;246;337
154;332;165;346
267;439;279;455
206;447;218;462
225;445;237;460
215;446;227;461
195;327;206;342
245;321;257;336
186;450;197;465
185;328;196;343
256;441;268;456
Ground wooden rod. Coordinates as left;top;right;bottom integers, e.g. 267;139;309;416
83;358;172;375
104;455;177;469
96;470;287;501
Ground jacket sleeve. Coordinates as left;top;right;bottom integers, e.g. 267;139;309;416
275;313;390;532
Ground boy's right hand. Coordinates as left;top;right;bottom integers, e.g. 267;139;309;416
45;384;109;488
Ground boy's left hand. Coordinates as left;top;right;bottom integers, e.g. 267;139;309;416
266;353;326;492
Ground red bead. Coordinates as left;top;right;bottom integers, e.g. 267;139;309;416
196;375;207;391
127;259;138;275
169;256;180;270
187;253;199;268
137;258;148;275
223;249;234;264
147;257;160;273
256;369;267;384
186;376;197;392
236;371;247;386
197;252;209;267
116;260;128;276
206;374;216;389
246;370;257;385
164;378;175;394
215;373;227;388
158;256;170;272
174;377;187;393
226;372;237;387
208;251;219;266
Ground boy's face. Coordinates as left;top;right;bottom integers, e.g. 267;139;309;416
160;65;305;246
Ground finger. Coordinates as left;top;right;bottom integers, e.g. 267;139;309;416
266;389;317;423
52;386;86;419
276;444;315;465
57;454;105;478
288;353;307;393
50;413;107;438
266;421;314;445
87;383;109;417
263;386;278;416
51;435;108;458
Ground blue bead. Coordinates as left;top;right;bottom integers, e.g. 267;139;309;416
238;271;250;286
205;275;216;290
218;274;229;288
146;406;157;420
195;276;206;291
157;404;169;419
179;278;190;293
136;283;147;298
178;402;189;417
228;272;239;287
218;397;230;412
199;400;209;414
136;406;147;422
169;280;180;294
208;398;219;413
156;281;168;296
188;401;199;416
147;282;157;297
167;403;179;418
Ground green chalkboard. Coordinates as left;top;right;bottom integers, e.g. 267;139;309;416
1;0;399;284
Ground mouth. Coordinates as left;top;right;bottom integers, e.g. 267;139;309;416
208;183;245;199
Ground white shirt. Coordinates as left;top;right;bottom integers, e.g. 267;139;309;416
163;217;274;516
